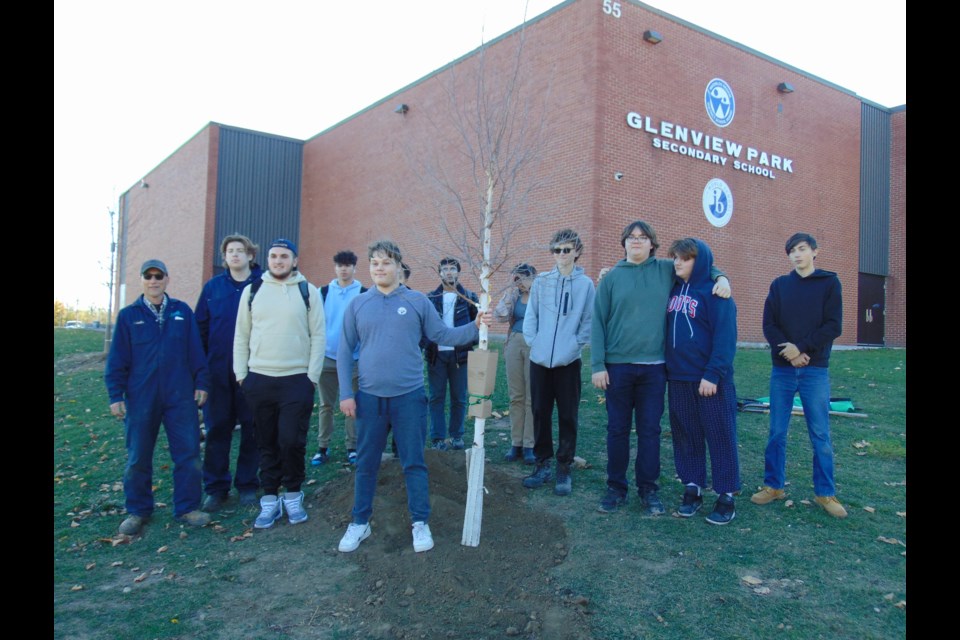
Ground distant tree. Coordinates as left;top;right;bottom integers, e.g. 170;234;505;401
54;300;69;327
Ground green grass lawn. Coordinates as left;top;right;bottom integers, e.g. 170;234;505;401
54;329;905;639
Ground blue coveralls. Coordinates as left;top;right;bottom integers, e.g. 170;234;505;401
105;295;209;518
195;267;262;497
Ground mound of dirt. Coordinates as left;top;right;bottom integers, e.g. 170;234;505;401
308;450;595;639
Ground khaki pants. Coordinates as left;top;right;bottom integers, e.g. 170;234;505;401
504;333;535;448
317;356;358;449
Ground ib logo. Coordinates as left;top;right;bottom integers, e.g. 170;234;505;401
704;78;735;128
702;178;733;228
397;307;407;316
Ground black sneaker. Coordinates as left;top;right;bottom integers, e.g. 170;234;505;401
706;494;736;525
554;464;572;496
677;485;703;518
504;446;522;462
597;489;628;514
431;439;448;451
639;489;666;516
201;493;227;513
522;462;553;488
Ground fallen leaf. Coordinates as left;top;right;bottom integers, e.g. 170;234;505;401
111;561;123;567
85;562;96;571
877;536;905;546
70;520;80;528
573;456;590;469
883;593;895;601
895;601;906;609
213;525;227;533
155;502;167;508
71;585;84;591
800;499;811;506
157;545;169;553
150;567;165;575
492;411;502;419
863;506;876;513
179;531;188;539
753;586;771;595
306;479;317;485
133;572;147;583
784;500;794;508
896;511;906;518
883;481;906;487
742;576;763;586
852;440;871;449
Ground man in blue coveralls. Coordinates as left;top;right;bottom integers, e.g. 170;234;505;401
105;259;211;535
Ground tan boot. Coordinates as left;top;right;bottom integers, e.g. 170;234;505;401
118;515;147;535
177;510;211;527
815;496;848;518
750;486;786;505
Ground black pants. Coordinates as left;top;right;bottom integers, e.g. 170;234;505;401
529;359;581;466
242;372;315;494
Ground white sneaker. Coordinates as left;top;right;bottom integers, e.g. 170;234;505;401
283;491;308;525
254;495;283;529
338;522;371;552
412;521;434;553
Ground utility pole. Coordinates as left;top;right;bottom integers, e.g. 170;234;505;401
104;208;117;353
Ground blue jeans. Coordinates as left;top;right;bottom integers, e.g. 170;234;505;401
765;365;836;496
202;370;260;496
428;351;468;440
352;388;430;524
124;397;203;518
604;363;666;495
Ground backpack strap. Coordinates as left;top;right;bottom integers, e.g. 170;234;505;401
248;277;310;312
320;285;329;302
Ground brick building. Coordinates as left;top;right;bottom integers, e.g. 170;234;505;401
115;0;906;346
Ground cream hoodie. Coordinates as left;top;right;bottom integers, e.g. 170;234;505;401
233;270;325;383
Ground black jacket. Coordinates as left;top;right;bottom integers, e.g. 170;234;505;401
422;283;479;365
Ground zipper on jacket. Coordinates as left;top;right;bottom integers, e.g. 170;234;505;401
548;276;566;368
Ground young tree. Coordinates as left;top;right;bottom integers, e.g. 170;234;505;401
413;7;552;546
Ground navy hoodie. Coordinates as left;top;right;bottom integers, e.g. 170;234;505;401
665;240;737;384
762;267;842;368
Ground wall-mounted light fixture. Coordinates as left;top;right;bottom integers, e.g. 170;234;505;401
643;30;663;44
777;82;795;94
394;103;409;115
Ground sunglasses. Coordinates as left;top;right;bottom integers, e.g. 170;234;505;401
552;247;574;254
142;272;166;281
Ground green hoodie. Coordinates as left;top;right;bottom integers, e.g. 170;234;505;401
591;257;724;373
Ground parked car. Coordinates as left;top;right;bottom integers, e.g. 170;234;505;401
64;321;84;329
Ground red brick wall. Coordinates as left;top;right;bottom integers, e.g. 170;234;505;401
302;0;864;343
886;110;906;347
301;0;600;305
117;125;217;310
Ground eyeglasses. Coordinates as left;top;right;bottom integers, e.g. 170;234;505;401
552;247;574;254
626;235;650;243
142;272;165;281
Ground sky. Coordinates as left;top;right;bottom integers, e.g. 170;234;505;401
54;0;906;309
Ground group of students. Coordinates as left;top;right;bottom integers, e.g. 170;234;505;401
103;223;845;551
495;223;846;525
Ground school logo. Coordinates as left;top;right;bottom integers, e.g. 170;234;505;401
704;78;735;128
702;178;733;227
397;307;407;316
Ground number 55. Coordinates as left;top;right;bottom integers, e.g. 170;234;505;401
602;0;621;18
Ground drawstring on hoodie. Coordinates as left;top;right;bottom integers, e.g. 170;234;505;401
671;281;695;348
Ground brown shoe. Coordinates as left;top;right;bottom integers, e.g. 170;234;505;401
118;515;147;535
750;486;786;505
815;496;848;518
176;510;211;527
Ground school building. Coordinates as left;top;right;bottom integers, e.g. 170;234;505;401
114;0;906;346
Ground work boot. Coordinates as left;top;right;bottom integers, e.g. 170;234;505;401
522;460;553;489
814;495;848;518
554;463;572;496
750;486;786;505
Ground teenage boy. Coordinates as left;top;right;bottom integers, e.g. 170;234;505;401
196;234;262;512
592;221;730;515
234;239;325;528
522;229;595;497
665;238;740;525
752;233;847;518
337;240;492;553
105;259;211;535
424;257;479;451
312;250;367;466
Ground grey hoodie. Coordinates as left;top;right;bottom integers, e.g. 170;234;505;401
523;265;595;368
